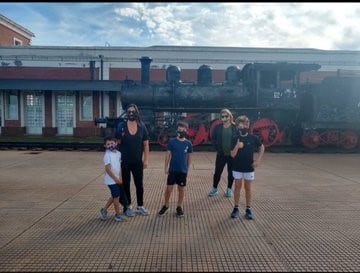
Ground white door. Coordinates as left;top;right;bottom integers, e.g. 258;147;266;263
56;93;75;135
24;92;44;135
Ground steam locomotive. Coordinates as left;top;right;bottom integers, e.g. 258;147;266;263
95;57;360;150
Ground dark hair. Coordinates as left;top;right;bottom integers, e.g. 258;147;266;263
126;103;141;122
104;135;116;144
177;121;189;129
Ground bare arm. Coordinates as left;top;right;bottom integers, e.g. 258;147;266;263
230;139;244;158
253;144;265;168
164;150;171;174
143;140;149;169
105;164;122;185
187;153;192;172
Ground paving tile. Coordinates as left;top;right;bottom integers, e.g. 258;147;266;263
0;151;359;272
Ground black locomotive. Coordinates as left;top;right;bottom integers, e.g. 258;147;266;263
96;57;360;150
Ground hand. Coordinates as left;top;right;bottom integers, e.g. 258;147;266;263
237;139;244;149
115;178;122;185
252;160;260;168
143;160;148;169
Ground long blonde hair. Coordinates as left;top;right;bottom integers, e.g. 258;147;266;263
220;108;235;125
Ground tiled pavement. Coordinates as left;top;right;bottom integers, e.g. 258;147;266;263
0;150;359;272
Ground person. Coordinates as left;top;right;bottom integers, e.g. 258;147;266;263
99;136;127;222
115;103;150;217
230;115;265;220
208;108;237;198
158;121;193;218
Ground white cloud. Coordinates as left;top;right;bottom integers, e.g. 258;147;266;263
1;2;360;49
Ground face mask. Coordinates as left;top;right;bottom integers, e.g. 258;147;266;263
128;113;137;121
177;131;187;138
108;143;117;151
239;128;248;135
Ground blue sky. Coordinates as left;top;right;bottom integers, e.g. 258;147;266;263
1;2;360;50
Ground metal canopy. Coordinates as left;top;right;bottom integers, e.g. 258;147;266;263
252;62;322;72
0;79;122;92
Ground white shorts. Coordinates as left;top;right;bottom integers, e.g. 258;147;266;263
232;171;255;181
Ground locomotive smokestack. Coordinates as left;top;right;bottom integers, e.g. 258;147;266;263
139;56;152;85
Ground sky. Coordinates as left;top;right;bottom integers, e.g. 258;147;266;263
1;2;360;50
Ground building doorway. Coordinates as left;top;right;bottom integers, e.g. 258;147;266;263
23;92;44;135
55;93;75;135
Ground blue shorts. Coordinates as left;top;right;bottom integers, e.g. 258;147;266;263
107;184;122;198
167;171;187;187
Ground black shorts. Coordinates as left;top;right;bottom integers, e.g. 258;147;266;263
167;171;187;187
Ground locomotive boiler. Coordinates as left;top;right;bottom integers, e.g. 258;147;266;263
95;56;360;150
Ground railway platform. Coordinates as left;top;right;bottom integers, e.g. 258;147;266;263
0;150;359;272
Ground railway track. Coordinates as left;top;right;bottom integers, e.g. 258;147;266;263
0;141;177;151
0;141;358;153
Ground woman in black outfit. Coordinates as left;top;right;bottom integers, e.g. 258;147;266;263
116;104;150;216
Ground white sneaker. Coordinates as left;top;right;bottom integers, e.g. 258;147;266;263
125;207;135;217
99;208;107;220
114;214;126;222
137;206;150;216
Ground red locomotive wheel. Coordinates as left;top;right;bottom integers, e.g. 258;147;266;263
250;118;281;147
209;119;222;141
157;130;170;147
301;130;320;149
340;131;358;150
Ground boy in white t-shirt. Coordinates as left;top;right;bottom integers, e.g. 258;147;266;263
99;136;127;222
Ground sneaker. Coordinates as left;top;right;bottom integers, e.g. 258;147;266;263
124;207;135;217
208;187;218;197
230;207;239;219
99;208;107;220
137;206;150;216
176;206;184;218
245;208;254;220
158;206;169;216
114;214;126;222
225;188;233;198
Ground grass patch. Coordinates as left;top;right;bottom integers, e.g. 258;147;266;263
0;136;103;144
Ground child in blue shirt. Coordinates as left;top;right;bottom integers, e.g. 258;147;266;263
158;121;193;218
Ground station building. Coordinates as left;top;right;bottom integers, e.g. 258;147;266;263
0;14;360;138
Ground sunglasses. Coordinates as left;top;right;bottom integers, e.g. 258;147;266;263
127;110;136;114
221;115;229;119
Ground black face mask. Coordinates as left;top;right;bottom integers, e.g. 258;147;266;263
239;128;248;135
177;131;187;138
128;113;137;121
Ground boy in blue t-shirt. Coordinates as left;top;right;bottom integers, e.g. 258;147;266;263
158;121;193;218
